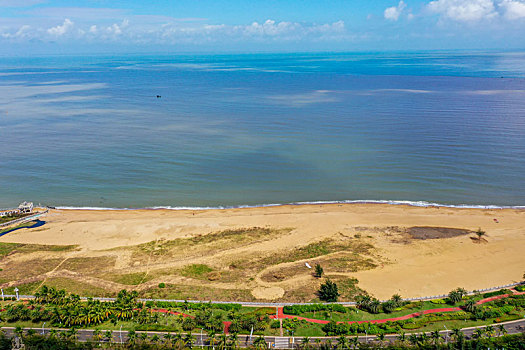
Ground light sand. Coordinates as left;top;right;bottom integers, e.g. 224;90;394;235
1;203;524;300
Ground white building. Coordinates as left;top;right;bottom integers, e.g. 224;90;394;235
0;202;34;217
18;201;34;213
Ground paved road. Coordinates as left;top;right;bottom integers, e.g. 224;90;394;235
2;318;524;348
4;281;522;307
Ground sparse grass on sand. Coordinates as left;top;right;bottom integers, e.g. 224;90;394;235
0;227;381;302
180;264;214;279
0;242;76;258
102;272;152;286
61;257;116;274
138;283;256;302
3;277;112;297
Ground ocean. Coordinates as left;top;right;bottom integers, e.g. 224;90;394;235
1;51;524;209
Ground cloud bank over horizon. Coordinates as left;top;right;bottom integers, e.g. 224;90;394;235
1;0;524;53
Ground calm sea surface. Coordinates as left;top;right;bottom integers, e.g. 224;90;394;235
1;52;524;208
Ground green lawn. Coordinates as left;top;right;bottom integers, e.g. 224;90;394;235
288;301;457;322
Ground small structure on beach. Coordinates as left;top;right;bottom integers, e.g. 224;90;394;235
18;201;33;214
0;202;34;217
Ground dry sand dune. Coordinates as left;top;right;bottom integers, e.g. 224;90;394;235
0;203;523;301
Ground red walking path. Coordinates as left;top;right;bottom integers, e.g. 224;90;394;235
99;290;525;334
266;290;525;326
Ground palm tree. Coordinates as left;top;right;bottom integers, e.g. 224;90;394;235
463;299;476;312
485;325;495;338
408;333;418;346
451;328;463;342
140;332;148;343
150;334;160;345
397;332;406;343
184;332;194;349
430;330;441;345
336;335;347;349
448;290;462;304
218;334;228;350
475;228;486;241
301;336;311;349
92;329;103;343
229;333;239;349
391;294;403;307
356;295;371;310
369;299;382;314
66;328;78;341
163;332;173;346
49;329;58;339
14;325;23;338
253;335;267;349
376;332;385;346
173;332;184;347
497;324;507;337
474;328;484;339
418;332;429;345
207;330;217;347
127;330;137;345
349;337;359;349
315;338;322;348
104;330;113;342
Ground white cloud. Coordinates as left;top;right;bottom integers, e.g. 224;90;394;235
1;18;348;44
47;18;74;36
0;0;44;7
384;1;407;21
160;19;346;43
427;0;525;21
1;25;32;39
427;0;497;21
499;0;525;19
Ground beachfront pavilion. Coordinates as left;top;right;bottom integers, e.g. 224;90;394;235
18;201;34;213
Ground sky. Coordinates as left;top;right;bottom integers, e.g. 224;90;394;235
1;0;525;54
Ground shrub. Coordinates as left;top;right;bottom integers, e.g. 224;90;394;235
318;279;339;302
182;317;196;331
314;263;324;278
382;300;396;313
514;285;525;292
482;289;511;298
430;299;447;304
283;303;347;315
158;283;166;288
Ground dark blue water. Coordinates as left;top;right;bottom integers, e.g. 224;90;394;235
0;220;45;237
1;52;524;208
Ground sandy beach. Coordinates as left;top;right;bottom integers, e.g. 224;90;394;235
0;203;523;301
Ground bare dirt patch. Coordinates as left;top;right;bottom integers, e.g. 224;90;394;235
407;226;472;240
251;286;285;300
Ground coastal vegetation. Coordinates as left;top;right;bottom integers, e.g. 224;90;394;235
0;226;380;302
0;216;521;305
0;285;523;340
2;331;524;350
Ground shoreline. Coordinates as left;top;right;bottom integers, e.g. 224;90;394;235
0;202;524;300
52;199;525;211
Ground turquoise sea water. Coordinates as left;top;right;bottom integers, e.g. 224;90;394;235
1;52;524;209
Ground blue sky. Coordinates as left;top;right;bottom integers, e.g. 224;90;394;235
1;0;524;54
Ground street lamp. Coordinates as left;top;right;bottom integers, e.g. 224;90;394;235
119;325;123;344
443;325;448;343
42;322;46;335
